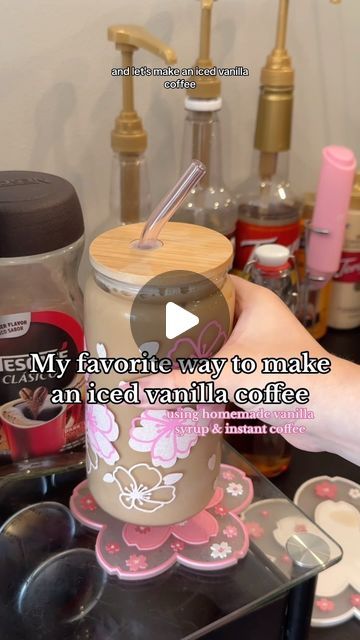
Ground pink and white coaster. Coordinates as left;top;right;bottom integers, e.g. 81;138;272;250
70;464;253;581
294;475;360;627
240;475;360;627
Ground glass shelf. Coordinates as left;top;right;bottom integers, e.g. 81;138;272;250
0;442;342;640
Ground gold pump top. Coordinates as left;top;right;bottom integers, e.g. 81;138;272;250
108;25;177;154
255;0;342;158
260;0;293;88
187;0;221;100
89;222;233;286
255;0;293;156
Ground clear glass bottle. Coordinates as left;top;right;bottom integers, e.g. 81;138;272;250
173;103;237;240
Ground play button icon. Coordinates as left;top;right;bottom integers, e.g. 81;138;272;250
130;269;230;360
165;302;199;340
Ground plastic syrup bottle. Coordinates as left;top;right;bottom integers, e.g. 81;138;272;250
245;244;298;312
226;244;298;478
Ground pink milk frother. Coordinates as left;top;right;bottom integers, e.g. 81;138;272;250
300;146;356;326
307;146;356;284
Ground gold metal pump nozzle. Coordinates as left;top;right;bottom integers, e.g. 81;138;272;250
260;0;293;89
255;0;293;164
187;0;221;100
255;0;342;178
108;25;177;154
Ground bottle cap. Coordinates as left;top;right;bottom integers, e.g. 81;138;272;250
184;96;222;112
254;244;290;267
0;171;84;258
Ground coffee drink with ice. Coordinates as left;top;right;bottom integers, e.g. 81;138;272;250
85;221;234;526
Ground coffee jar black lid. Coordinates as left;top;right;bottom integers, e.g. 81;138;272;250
0;171;85;258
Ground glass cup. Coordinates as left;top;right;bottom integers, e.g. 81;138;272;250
84;222;235;526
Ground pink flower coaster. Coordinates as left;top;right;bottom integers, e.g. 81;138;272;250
70;464;253;581
294;475;360;627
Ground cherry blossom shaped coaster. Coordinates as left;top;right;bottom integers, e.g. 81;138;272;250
294;475;360;627
70;464;253;581
240;498;335;572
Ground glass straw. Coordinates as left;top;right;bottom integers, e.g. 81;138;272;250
137;160;206;249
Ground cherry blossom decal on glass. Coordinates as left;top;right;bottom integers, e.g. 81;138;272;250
86;402;120;473
70;463;253;581
103;463;182;513
167;320;227;361
129;406;210;469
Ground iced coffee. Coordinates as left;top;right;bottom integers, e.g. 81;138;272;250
85;221;234;526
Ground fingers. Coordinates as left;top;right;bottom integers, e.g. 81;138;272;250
229;274;254;318
230;274;267;307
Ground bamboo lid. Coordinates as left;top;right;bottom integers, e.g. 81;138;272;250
89;222;233;285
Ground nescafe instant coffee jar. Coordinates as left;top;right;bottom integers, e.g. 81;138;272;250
0;171;85;469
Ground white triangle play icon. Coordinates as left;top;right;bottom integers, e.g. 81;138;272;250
165;302;199;340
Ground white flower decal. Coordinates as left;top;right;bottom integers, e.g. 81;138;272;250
349;488;360;500
86;437;99;474
103;463;182;513
86;403;120;467
226;482;244;497
210;541;232;559
96;343;107;358
208;454;216;471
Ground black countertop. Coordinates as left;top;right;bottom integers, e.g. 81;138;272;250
273;326;360;640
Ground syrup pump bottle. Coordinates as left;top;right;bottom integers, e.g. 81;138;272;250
108;26;176;224
233;0;300;273
173;0;237;240
234;0;343;274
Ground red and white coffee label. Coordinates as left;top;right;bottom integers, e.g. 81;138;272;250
333;252;360;283
234;220;300;270
0;310;85;461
